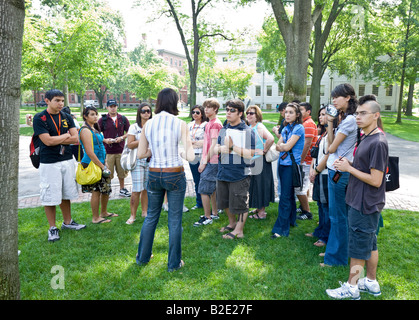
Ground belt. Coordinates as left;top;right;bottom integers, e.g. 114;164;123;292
149;167;184;173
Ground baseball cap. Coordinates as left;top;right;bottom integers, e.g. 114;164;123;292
107;99;117;107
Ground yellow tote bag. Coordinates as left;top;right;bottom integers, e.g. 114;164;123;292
76;129;102;185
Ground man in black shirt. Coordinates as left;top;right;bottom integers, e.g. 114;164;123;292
33;89;86;242
326;95;388;300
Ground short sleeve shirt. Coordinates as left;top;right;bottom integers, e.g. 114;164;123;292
202;118;223;164
302;117;318;165
33;109;75;163
327;115;358;169
346;132;389;214
128;122;148;166
279;123;305;166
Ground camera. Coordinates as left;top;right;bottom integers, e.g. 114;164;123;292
326;104;338;117
102;166;111;178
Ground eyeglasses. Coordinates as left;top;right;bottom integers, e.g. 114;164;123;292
226;107;238;113
141;109;151;114
246;111;256;116
354;111;374;117
192;111;201;115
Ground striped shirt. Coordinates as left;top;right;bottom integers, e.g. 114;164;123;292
144;111;183;168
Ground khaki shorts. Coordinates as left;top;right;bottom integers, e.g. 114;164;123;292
106;153;128;180
216;177;251;214
39;160;79;206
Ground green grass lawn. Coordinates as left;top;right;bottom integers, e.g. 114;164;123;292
18;197;419;300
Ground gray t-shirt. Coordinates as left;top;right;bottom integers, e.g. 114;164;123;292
346;132;388;214
327;115;358;170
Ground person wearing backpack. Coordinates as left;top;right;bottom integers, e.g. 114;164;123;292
32;89;86;242
98;99;131;197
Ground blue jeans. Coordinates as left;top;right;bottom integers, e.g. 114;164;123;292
189;159;203;208
313;201;330;243
324;170;350;266
136;171;186;271
272;165;296;237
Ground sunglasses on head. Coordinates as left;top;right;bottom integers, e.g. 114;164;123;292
226;107;238;113
141;109;151;114
192;111;201;115
246;111;256;115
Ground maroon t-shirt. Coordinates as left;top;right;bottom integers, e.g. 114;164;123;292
98;113;130;154
346;132;388;214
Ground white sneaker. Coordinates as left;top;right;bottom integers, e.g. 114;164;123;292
193;216;213;226
48;227;60;242
183;205;189;213
326;281;361;300
358;277;381;296
61;219;86;230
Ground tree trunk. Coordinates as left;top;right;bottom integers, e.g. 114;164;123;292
405;79;414;116
0;0;25;300
271;0;319;103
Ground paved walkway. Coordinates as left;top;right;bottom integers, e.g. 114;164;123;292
18;133;419;212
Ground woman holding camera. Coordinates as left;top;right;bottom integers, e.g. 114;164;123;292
321;83;358;267
79;106;118;224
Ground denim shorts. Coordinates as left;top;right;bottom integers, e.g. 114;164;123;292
198;163;218;195
348;206;380;260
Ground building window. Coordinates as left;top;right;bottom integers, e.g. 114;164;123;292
89;94;92;100
222;57;228;62
373;85;379;95
256;85;261;96
266;103;272;110
385;105;392;111
386;85;393;96
320;85;325;97
306;85;311;97
359;84;365;96
267;85;272;96
170;58;173;65
123;93;126;101
179;61;182;67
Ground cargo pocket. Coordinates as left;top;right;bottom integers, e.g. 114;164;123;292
39;182;51;203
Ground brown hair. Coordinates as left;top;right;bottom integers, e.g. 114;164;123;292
246;105;263;123
202;98;220;113
283;102;303;126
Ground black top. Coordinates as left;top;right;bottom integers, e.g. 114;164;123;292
33;109;75;163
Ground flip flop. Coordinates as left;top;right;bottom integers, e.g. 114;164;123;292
314;240;326;247
249;209;258;215
219;225;235;233
101;213;119;218
93;218;111;224
126;218;136;225
223;232;243;240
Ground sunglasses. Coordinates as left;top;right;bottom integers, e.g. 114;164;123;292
192;111;201;115
226;107;238;113
141;109;151;114
246;111;256;115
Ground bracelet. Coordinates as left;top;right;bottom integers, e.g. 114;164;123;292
315;166;321;174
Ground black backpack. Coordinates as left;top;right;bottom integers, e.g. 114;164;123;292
29;134;40;169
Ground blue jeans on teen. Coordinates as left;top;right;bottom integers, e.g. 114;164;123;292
272;165;296;237
136;171;186;271
324;170;350;266
313;201;330;243
189;160;203;208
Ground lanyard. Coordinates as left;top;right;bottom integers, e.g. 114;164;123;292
340;127;378;158
47;111;61;136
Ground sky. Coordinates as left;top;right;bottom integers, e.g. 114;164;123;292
105;0;272;54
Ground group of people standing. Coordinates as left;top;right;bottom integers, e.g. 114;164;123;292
32;83;389;298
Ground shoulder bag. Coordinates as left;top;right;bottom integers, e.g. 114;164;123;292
265;144;280;162
120;124;138;171
76;127;102;185
289;149;305;190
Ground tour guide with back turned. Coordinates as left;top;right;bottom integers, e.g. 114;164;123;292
98;99;131;197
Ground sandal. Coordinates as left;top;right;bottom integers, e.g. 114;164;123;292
223;232;243;240
220;225;235;233
250;212;266;220
249;209;258;215
93;218;111;224
101;213;119;218
126;217;136;225
314;240;326;247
